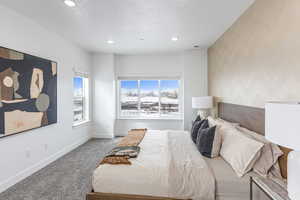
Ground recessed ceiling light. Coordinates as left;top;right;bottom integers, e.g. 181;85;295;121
171;37;179;41
64;0;76;7
107;40;115;44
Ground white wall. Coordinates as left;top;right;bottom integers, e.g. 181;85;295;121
114;53;184;136
92;53;116;138
0;5;92;193
183;50;208;130
95;50;208;136
115;54;184;78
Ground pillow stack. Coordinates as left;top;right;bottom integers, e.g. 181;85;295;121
191;116;283;178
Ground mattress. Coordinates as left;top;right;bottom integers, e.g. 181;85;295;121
92;130;215;200
204;157;269;200
204;157;249;200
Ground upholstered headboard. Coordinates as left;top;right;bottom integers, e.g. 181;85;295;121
218;102;292;179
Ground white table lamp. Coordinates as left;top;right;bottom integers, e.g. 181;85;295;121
192;96;213;118
265;102;300;200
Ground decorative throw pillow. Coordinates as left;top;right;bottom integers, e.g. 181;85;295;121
196;126;222;158
194;115;201;123
190;119;208;143
191;120;203;143
220;127;264;177
200;119;209;130
192;115;201;127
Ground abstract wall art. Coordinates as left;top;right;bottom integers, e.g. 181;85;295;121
0;46;57;138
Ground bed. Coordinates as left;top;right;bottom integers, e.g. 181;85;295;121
92;130;215;200
87;102;290;200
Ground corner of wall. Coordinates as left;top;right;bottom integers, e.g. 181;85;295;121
183;48;208;130
91;53;117;138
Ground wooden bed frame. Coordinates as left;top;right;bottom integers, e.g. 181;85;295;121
86;193;191;200
87;102;291;200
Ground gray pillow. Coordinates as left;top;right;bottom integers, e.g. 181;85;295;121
191;119;207;143
196;126;221;158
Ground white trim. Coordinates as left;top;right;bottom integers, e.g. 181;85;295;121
73;68;89;78
137;80;141;111
117;76;181;80
92;132;114;139
72;120;91;128
117;117;183;120
158;80;161;114
0;136;90;193
73;76;90;125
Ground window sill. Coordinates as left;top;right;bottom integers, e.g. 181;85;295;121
117;117;183;121
73;120;91;128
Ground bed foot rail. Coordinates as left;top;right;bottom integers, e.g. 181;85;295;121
86;192;191;200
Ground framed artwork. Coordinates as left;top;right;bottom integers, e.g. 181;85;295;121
0;46;57;138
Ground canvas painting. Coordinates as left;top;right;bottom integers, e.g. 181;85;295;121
0;46;57;138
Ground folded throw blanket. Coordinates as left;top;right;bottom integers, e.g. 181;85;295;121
106;146;141;158
118;129;147;147
100;129;147;165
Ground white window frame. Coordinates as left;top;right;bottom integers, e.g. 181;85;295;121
117;77;183;120
73;72;90;126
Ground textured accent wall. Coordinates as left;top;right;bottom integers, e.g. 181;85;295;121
208;0;300;108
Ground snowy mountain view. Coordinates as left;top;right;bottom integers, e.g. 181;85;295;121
120;80;180;118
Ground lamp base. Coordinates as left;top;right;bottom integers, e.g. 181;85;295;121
288;150;300;200
198;109;210;119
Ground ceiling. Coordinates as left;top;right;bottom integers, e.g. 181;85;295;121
0;0;254;54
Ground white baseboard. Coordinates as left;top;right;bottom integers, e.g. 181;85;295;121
0;135;90;193
92;132;114;139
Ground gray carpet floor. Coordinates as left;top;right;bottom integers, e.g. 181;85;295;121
0;138;119;200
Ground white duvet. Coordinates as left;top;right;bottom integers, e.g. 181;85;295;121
92;130;215;200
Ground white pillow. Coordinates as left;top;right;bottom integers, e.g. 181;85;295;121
236;126;283;178
220;127;264;177
207;116;217;127
207;117;239;142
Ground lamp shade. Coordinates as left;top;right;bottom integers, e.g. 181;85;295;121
192;96;213;109
265;102;300;150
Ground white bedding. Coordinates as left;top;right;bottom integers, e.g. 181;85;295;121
204;157;270;200
204;157;250;200
92;130;215;200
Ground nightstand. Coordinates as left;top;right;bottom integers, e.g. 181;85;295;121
250;176;291;200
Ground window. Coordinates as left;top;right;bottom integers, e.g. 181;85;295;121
119;79;182;119
73;75;89;125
